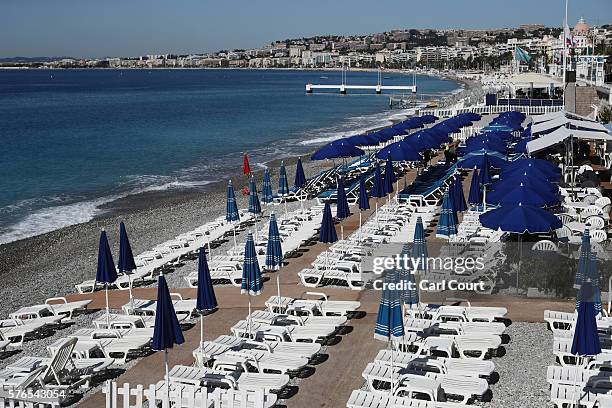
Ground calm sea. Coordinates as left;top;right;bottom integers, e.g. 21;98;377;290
0;68;459;243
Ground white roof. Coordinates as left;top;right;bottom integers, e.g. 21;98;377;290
527;127;612;154
531;111;564;124
532;116;608;134
508;73;563;88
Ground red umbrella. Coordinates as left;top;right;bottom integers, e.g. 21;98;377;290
243;153;251;175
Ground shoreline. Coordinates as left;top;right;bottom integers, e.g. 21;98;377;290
0;70;468;248
0;74;477;317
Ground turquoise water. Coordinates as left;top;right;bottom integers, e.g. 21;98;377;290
0;69;459;243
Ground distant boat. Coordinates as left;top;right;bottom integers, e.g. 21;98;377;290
319;76;328;79
383;76;391;79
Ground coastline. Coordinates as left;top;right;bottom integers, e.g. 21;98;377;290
0;73;476;317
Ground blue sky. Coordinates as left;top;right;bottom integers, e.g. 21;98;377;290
2;0;610;58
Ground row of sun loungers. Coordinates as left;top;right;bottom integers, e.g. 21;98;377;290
545;309;612;407
347;301;510;407
75;209;256;294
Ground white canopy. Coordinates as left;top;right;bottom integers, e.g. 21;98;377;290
532;116;608;135
508;73;563;89
531;110;564;124
527;127;612;154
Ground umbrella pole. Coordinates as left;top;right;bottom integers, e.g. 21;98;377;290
165;349;170;405
232;224;237;253
483;185;487;212
105;284;110;328
128;274;134;313
276;273;281;310
207;237;212;258
341;224;344;241
376;201;379;228
517;235;522;294
390;339;394;395
248;294;252;339
359;212;362;243
200;314;205;367
284;199;288;218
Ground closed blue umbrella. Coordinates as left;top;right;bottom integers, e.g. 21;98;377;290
152;275;185;396
412;217;428;273
226;180;240;222
96;229;117;326
294;158;307;189
478;154;492;185
371;165;386;225
468;169;482;206
371;165;386;198
319;202;338;244
278;161;290;216
383;157;396;196
265;213;283;271
452;177;467;212
319;201;338;270
575;230;601;313
571;281;601;408
265;213;284;308
397;245;419;307
241;232;263;337
226;180;240;250
358;176;370;242
248;177;262;216
118;222;136;273
278;161;289;196
436;191;457;239
336;177;351;220
374;271;405;393
261;169;273;205
118;221;137;309
196;249;217;362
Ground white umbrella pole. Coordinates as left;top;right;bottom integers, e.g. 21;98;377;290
199;314;205;367
105;285;110;328
165;349;170;405
128;273;134;313
276;274;281;310
341;224;344;241
359;212;362;243
232;224;237;253
483;185;487;212
207;237;212;258
284;199;288;217
376;201;379;228
390;339;394;395
248;294;252;339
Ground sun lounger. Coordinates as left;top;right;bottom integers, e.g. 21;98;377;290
265;293;360;317
374;349;495;380
549;382;606;408
249;310;347;328
346;389;460;408
0;319;56;346
231;320;334;343
363;362;490;404
213;335;321;359
404;317;506;337
298;268;365;290
214;349;309;375
169;364;290;393
0;338;90;399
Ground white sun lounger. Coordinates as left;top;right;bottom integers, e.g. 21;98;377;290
362;362;489;404
248;310;346;329
212;335;322;359
0;319;58;346
214;349;309;375
231;319;334;343
374;349;495;379
265;293;361;317
298;268;365;290
404;317;506;337
346;389;460;408
169;364;290;393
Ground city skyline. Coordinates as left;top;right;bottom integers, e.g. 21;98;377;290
2;0;610;58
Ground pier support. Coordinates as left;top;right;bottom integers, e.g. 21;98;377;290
376;85;381;94
340;85;346;94
305;84;312;94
